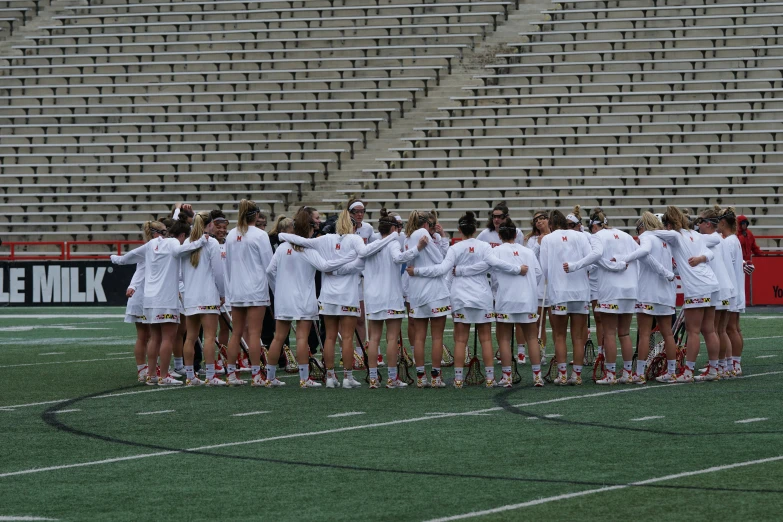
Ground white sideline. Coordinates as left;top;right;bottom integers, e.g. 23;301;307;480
0;517;58;521
0;371;780;479
0;315;124;319
0;357;134;369
424;455;783;522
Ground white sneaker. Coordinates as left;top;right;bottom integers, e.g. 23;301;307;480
533;373;545;387
159;374;183;386
416;375;431;388
694;367;720;382
266;378;287;387
185;376;204;386
553;371;568;386
386;378;408;389
227;372;246;386
214;361;226;375
517;353;527;365
497;375;513;388
485;379;497;388
301;378;323;388
617;369;633;384
673;368;694;383
733;362;743;377
342;376;362;389
206;376;227;387
596;371;617;385
431;376;446;388
146;375;159;386
137;365;148;383
655;372;675;383
630;372;646;385
326;377;340;389
453;379;464;389
172;368;185;379
251;373;267;387
567;372;583;386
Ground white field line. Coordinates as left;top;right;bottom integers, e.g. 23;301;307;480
0;371;780;479
425;455;783;522
744;336;783;341
0;517;59;521
757;355;778;359
0;315;124;319
328;411;366;418
543;414;562;418
735;418;768;424
38;353;64;356
52;409;80;414
631;416;665;422
232;411;271;417
136;410;175;416
0;357;134;369
105;352;132;356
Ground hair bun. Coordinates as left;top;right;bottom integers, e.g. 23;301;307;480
380;207;389;217
465;211;475;220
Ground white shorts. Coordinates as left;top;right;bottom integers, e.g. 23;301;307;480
319;302;361;317
596;299;636;315
494;311;539;324
124;314;146;324
551;301;590;316
712;291;731;311
452;307;495;324
230;300;270;308
635;302;676;316
729;296;745;313
409;297;452;319
538;298;550;308
367;309;407;321
683;295;712;309
144;308;180;324
275;315;318;322
184;305;221;316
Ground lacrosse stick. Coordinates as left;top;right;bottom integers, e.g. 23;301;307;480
465;323;485;386
511;323;522;384
583;309;595;366
397;330;414;384
539;279;548;365
308;317;327;382
219;306;258;370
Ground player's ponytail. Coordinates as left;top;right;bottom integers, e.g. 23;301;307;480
458;211;477;237
237;199;258;235
188;211;210;268
336;209;355;235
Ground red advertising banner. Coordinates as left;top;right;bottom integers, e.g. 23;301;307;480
750;255;783;305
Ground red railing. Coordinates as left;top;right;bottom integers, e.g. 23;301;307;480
0;241;143;261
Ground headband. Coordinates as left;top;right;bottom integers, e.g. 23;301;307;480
394;215;402;223
565;213;579;224
589;216;607;226
213;217;228;224
348;201;364;211
498;225;516;232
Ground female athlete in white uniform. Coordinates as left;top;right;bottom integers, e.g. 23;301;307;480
111;219;207;386
347;198;374;360
650;206;720;383
719;208;746;376
125;222;153;382
224;199;274;386
524;210;551;356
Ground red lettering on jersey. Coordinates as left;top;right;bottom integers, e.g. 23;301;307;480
154;245;159;251
490;242;500;248
561;236;568;242
363;238;368;244
662;242;667;249
335;244;341;250
237;236;242;242
286;249;292;255
613;234;619;240
689;236;694;242
513;251;519;256
468;247;475;253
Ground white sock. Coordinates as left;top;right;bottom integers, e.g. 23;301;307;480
174;357;184;369
573;364;583;374
708;360;718;371
326;369;336;380
206;364;215;380
606;363;616;373
597;345;604;355
623;361;632;372
251;365;261;377
558;363;567;373
501;365;512;378
485;367;494;381
532;364;541;373
227;364;236;375
667;359;676;373
416;366;425;377
686;361;695;371
732;356;742;363
719;359;727;371
636;360;646;375
344;369;353;380
388;367;398;381
137;364;146;371
267;365;276;381
455;367;464;380
298;364;308;382
517;344;526;356
369;367;378;380
185;365;194;379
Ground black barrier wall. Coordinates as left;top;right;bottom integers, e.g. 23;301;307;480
0;261;136;306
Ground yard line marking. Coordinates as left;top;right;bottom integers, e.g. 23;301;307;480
328;412;366;418
106;352;132;356
2;370;781;479
735;418;768;424
0;357;134;369
0;314;124;320
53;409;80;414
744;336;783;341
38;353;64;356
424;455;783;522
756;355;777;359
232;411;271;417
631;416;665;422
0;517;59;521
137;410;175;416
543;414;562;418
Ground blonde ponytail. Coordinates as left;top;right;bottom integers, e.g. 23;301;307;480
237;199;257;235
336;209;354;235
189;212;209;268
142;220;163;242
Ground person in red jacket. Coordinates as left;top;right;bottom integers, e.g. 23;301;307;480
737;215;763;264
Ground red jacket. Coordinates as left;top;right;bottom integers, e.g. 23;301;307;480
737;214;763;263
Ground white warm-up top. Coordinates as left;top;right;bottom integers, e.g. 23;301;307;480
569;228;638;302
539;229;602;304
126;259;145;310
476;228;525;248
111;236;207;309
403;228;450;308
702;232;736;300
650;229;719;297
359;231;420;313
225;226;274;306
180;236;226;309
414;238;522;310
491;242;542;314
724;234;746;310
615;231;676;307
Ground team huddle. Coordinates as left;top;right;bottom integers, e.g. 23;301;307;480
112;198;750;390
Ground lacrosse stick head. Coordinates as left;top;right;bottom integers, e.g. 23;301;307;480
465;356;485;386
441;345;455;367
544;357;558;383
284;345;298;373
592;352;606;382
309;356;326;383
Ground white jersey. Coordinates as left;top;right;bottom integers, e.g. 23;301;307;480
218;242;231;304
416;238;522;310
404;228;450;308
583;230;600;295
581;228;639;302
477;228;525;248
180;236;225;310
491;243;542;315
616;231;676;307
724;234;746;310
702;232;736;300
111;236;206;310
225;226;274;306
539;229;601;304
266;241;347;319
650;229;719;297
526;235;548;300
356;221;375;244
126;259;145;313
360;232;419;314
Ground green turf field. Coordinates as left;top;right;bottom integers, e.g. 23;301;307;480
1;307;782;521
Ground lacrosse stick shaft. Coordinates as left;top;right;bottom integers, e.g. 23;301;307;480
538;279;548;340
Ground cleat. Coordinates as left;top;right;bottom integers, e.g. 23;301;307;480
169;369;183;379
300;378;323;388
431;376;446;388
158;374;183;386
553;371;568;386
517;353;527;365
265;378;287;387
325;377;340;389
630;372;646;385
596;371;617;385
694;367;720;382
673;368;694;383
567;373;583;386
386;378;408;389
655;372;675;383
137;365;148;383
485;379;497;388
497;375;513;388
227;372;246;386
251;373;267;387
532;373;545;387
146;375;159;386
377;354;386;367
214;360;226;375
368;378;380;389
206;376;227;387
617;369;633;384
453;379;464;389
416;375;431;389
237;355;252;373
733;362;743;377
342;376;362;389
185;376;204;386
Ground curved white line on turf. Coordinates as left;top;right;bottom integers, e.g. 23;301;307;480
0;370;780;479
424;455;783;522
